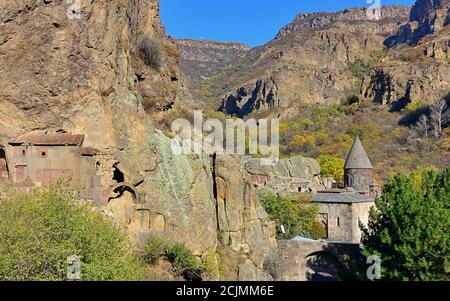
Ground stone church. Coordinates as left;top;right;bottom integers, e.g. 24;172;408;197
313;136;379;244
244;135;379;244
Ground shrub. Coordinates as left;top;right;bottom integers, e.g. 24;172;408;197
139;37;162;70
0;187;146;281
349;59;370;81
165;244;204;281
259;193;325;240
440;137;450;150
201;253;221;280
349;51;384;83
139;236;167;265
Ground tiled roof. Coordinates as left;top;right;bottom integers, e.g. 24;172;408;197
9;130;84;146
344;135;373;169
313;192;375;204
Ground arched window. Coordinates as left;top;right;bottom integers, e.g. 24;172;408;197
346;175;354;187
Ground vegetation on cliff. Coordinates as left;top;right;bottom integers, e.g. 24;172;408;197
138;236;219;281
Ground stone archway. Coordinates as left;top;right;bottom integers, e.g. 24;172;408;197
305;251;347;281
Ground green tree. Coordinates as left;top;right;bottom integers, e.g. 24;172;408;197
410;166;438;192
260;193;325;240
361;168;450;280
0;187;146;281
318;155;345;186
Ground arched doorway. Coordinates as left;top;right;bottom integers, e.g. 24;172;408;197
305;251;347;281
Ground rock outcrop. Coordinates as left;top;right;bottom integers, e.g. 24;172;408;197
214;155;277;280
0;0;276;280
385;0;450;47
362;0;450;106
210;6;410;117
245;156;325;194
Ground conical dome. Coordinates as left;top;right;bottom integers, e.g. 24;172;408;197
344;136;373;169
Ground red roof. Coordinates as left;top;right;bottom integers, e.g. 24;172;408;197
9;130;85;146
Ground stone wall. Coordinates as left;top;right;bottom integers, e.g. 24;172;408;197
317;201;374;243
350;202;374;243
275;240;360;281
214;155;278;280
318;203;354;242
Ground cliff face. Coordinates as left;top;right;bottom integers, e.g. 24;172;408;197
0;0;276;280
0;0;182;137
385;0;450;46
208;6;410;117
362;0;450;106
176;39;250;94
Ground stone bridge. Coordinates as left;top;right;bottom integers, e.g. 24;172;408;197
275;239;361;281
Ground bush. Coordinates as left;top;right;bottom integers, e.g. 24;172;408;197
349;59;370;81
201;253;221;280
139;236;167;265
0;187;146;281
259;193;325;240
139;37;162;70
165;244;204;281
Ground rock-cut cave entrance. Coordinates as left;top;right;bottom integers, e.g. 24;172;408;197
0;147;10;184
113;164;125;183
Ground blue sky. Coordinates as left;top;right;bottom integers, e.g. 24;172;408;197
160;0;415;47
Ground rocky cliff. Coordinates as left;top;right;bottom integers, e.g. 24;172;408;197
362;0;450;107
207;6;410;117
385;0;450;46
0;0;276;280
176;39;250;94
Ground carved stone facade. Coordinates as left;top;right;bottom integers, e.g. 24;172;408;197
1;130;101;200
0;130;143;208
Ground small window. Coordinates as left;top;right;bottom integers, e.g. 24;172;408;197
22;150;26;156
337;217;340;227
41;151;48;158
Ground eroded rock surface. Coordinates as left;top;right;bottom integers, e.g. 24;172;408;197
0;0;276;280
362;0;450;106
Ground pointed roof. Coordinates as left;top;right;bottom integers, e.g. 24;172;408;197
344;136;373;169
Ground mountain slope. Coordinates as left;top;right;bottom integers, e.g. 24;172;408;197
206;6;410;117
362;0;450;106
176;39;250;95
175;2;449;179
